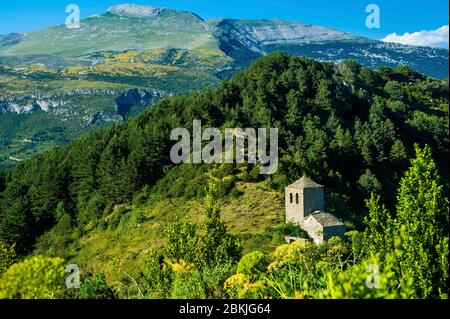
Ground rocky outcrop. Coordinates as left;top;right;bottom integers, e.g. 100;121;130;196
107;4;170;18
0;95;65;114
85;111;121;127
0;89;114;114
115;89;166;117
0;33;24;48
211;19;364;59
0;100;40;114
233;19;360;45
0;88;166;117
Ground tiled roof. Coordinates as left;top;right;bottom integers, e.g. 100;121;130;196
286;176;323;189
308;211;344;227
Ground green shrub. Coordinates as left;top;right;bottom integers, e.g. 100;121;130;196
200;262;235;298
324;253;415;298
236;251;268;275
212;164;235;179
169;178;186;198
184;174;209;199
229;187;243;198
140;251;173;298
108;213;122;231
217;175;237;197
224;273;267;298
132;185;151;206
270;222;307;243
78;194;105;226
79;273;115;299
128;209;145;228
0;256;66;299
108;206;133;231
97;219;108;231
164;219;198;262
171;271;206;299
250;165;261;182
34;214;73;259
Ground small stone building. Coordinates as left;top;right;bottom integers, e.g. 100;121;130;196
285;176;345;244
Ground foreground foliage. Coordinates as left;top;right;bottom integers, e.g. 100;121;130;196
0;255;66;299
2;145;445;299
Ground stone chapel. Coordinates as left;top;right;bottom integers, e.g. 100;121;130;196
285;176;345;244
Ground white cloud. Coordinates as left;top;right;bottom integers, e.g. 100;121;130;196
382;25;449;48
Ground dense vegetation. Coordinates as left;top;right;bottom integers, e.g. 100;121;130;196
0;53;448;298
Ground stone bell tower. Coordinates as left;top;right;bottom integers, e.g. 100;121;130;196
285;176;324;225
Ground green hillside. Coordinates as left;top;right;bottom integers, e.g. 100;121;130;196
59;180;284;283
2;10;216;57
0;53;448;298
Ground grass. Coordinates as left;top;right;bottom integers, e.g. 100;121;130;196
92;60;180;77
71;181;284;283
1;13;217;57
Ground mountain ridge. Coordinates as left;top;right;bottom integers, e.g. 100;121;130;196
0;4;447;76
106;3;171;18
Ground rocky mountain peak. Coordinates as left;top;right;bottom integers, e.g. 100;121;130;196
107;4;170;18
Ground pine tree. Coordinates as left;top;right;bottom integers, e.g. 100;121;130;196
396;144;449;298
0;196;35;254
285;89;302;133
364;194;394;258
198;178;242;266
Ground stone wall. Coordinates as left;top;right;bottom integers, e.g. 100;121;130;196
303;216;323;244
285;186;325;225
285;187;303;225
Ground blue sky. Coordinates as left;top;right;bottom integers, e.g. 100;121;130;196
0;0;448;46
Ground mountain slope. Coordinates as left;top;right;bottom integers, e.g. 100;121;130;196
210;18;448;78
2;6;215;58
0;4;448;167
210;18;365;61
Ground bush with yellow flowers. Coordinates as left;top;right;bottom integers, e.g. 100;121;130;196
236;251;268;275
0;255;66;299
164;258;195;274
224;273;266;298
271;240;308;264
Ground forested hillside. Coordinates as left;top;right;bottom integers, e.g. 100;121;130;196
0;53;448;298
